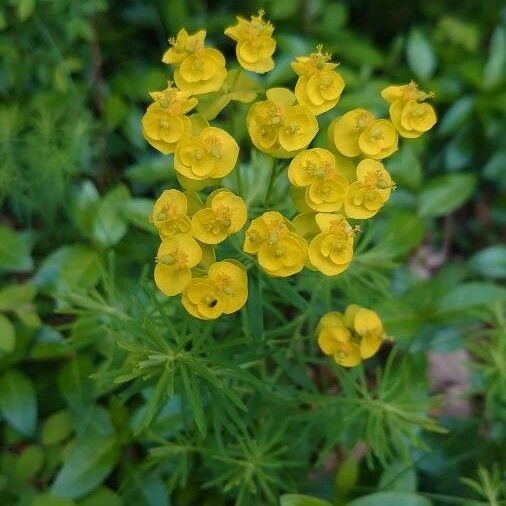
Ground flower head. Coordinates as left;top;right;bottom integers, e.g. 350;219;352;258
175;126;239;181
162;29;227;95
292;45;345;115
288;148;349;212
244;211;307;277
154;233;202;296
225;10;276;74
328;108;375;157
247;88;318;158
191;189;247;244
150;189;192;239
316;304;387;367
344;159;393;219
358;119;398;160
382;82;437;138
308;213;355;276
182;260;248;319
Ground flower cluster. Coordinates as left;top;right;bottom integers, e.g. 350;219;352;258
317;305;388;367
142;12;436;327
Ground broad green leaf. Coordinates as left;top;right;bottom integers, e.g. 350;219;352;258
436;282;506;317
79;487;122;506
71;180;99;238
438;96;475;136
335;456;359;494
0;283;36;312
16;445;44;481
0;369;37;435
0;314;15;354
379;462;417;492
121;470;169;506
469;246;506;279
33;494;76;506
418;174;475;217
483;26;506;89
58;356;94;411
348;492;432;506
385;144;422;190
406;30;436;80
18;0;36;21
92;185;130;248
122;198;156;233
42;410;74;445
33;245;101;298
280;494;332;506
0;225;33;272
51;437;120;499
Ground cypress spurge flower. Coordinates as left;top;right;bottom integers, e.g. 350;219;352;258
175;126;239;182
308;213;355;276
141;82;197;154
191;189;247;244
247;87;318;158
291;45;345;115
317;305;387;367
344;159;393;219
150;189;192;238
382;82;437;138
244;211;307;277
162;29;227;95
154;233;202;296
328;108;375;157
225;10;276;74
182;260;248;319
288;148;350;212
358;119;398;160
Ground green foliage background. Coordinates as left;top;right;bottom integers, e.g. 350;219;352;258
0;0;505;505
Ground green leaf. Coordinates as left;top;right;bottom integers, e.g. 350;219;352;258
280;495;332;506
348;492;432;506
0;314;15;354
246;270;264;339
436;282;506;317
0;225;33;272
265;277;308;311
42;410;74;445
18;0;36;21
16;445;44;481
33;245;101;297
469;246;506;279
33;493;77;506
418;173;475;217
58;356;94;411
0;283;36;312
0;369;37;435
51;437;120;499
71;180;99;238
484;26;506;89
385;144;422;190
379;462;417;492
438;96;475;136
406;30;436;80
92;185;131;248
180;364;206;435
336;456;359;494
122;198;156;234
79;487;122;506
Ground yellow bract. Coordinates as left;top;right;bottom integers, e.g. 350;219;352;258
162;29;227;95
182;260;248;319
154;233;202;296
344;159;393;219
316;304;387;367
141;82;198;154
150;189;192;239
308;213;354;276
382;82;437;138
292;46;345;115
244;211;307;277
247;88;318;158
225;10;276;74
175;126;239;182
288;148;350;212
328;108;375;157
358;119;398;160
191;189;247;244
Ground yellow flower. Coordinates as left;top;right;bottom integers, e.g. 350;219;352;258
182;260;248;319
344;159;393;219
308;213;354;276
175;126;239;182
150;189;192;239
225;10;276;74
243;211;307;277
154;233;202;296
328;108;375;157
191;189;247;244
382;82;437;138
316;304;387;367
247;88;318;158
162;29;227;95
141;82;198;154
358;119;398;160
288;148;349;212
291;45;345;115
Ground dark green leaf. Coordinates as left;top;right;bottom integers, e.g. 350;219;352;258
0;225;33;272
469;246;506;279
0;314;15;354
348;492;432;506
246;270;264;339
280;495;333;506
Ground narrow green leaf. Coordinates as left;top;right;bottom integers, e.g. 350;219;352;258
484;26;506;89
42;409;74;445
280;494;333;506
265;277;308;311
245;270;264;339
348;492;432;506
0;369;37;435
180;364;206;435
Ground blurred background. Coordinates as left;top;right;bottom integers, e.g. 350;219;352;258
0;0;505;505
